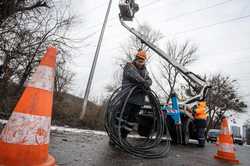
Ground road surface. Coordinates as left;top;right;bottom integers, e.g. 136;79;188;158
49;129;250;166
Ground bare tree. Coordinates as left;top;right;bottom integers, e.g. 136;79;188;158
159;41;197;102
105;69;123;93
54;59;75;95
105;23;163;93
119;23;163;63
0;0;76;114
244;119;250;126
0;0;49;25
205;74;247;130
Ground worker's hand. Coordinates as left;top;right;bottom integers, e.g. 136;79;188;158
137;82;149;91
141;81;151;91
143;80;151;88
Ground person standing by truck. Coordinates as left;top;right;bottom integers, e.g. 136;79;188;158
120;49;152;138
193;101;207;147
109;50;152;146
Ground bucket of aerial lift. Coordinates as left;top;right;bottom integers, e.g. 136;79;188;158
119;0;139;21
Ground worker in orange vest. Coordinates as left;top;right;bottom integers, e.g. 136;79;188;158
193;101;208;147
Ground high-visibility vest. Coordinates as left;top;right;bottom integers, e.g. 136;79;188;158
194;101;207;120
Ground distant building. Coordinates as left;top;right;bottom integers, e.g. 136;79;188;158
0;56;4;77
0;55;3;65
231;125;241;137
243;124;250;145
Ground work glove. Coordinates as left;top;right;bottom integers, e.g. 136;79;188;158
141;80;151;91
144;80;151;88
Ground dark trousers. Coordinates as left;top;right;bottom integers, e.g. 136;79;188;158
120;103;141;138
194;119;207;142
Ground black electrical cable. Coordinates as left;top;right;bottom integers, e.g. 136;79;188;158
104;84;171;159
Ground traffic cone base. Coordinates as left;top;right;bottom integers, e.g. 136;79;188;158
214;153;240;164
214;143;239;164
0;141;55;166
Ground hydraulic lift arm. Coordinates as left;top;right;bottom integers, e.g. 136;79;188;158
119;0;211;104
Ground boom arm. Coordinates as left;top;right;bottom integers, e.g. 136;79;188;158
118;0;210;104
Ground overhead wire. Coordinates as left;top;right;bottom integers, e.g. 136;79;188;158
174;14;250;36
240;0;250;15
164;0;235;23
82;2;107;16
81;1;250;53
82;0;160;31
79;1;250;89
80;0;164;42
79;0;250;46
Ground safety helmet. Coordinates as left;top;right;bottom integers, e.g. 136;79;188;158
136;50;147;60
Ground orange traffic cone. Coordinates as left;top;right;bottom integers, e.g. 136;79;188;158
214;117;240;164
0;47;57;166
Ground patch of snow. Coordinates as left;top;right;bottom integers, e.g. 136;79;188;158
51;125;107;135
0;119;107;136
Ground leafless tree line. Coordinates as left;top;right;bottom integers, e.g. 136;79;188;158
0;0;76;114
106;23;247;130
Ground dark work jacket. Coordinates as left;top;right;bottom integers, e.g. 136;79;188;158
121;61;152;105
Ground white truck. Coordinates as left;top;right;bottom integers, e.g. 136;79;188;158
231;125;243;145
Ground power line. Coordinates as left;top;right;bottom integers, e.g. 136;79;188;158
174;14;250;36
80;3;250;51
79;0;235;43
240;0;250;15
164;0;234;23
80;2;107;17
237;79;250;82
141;0;163;8
205;47;250;55
81;30;100;41
214;59;250;65
76;2;108;23
81;0;163;35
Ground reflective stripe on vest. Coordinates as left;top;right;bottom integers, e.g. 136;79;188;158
0;112;51;145
26;65;55;92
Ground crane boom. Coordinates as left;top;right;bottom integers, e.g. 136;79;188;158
119;0;210;104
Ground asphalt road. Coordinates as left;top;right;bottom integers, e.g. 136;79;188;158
49;130;250;166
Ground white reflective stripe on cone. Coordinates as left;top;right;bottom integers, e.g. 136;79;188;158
26;65;55;92
220;127;230;135
218;143;234;153
0;112;51;145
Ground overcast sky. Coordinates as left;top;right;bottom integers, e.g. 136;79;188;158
62;0;250;124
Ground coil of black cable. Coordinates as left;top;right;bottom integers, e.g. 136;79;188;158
104;85;171;159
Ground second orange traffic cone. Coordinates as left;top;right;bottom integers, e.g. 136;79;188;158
214;116;240;164
0;47;57;166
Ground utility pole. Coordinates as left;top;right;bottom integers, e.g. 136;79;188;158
80;0;112;120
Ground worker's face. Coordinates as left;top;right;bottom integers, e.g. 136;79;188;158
135;58;145;69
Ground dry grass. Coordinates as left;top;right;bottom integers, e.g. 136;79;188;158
52;92;105;130
0;90;106;130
